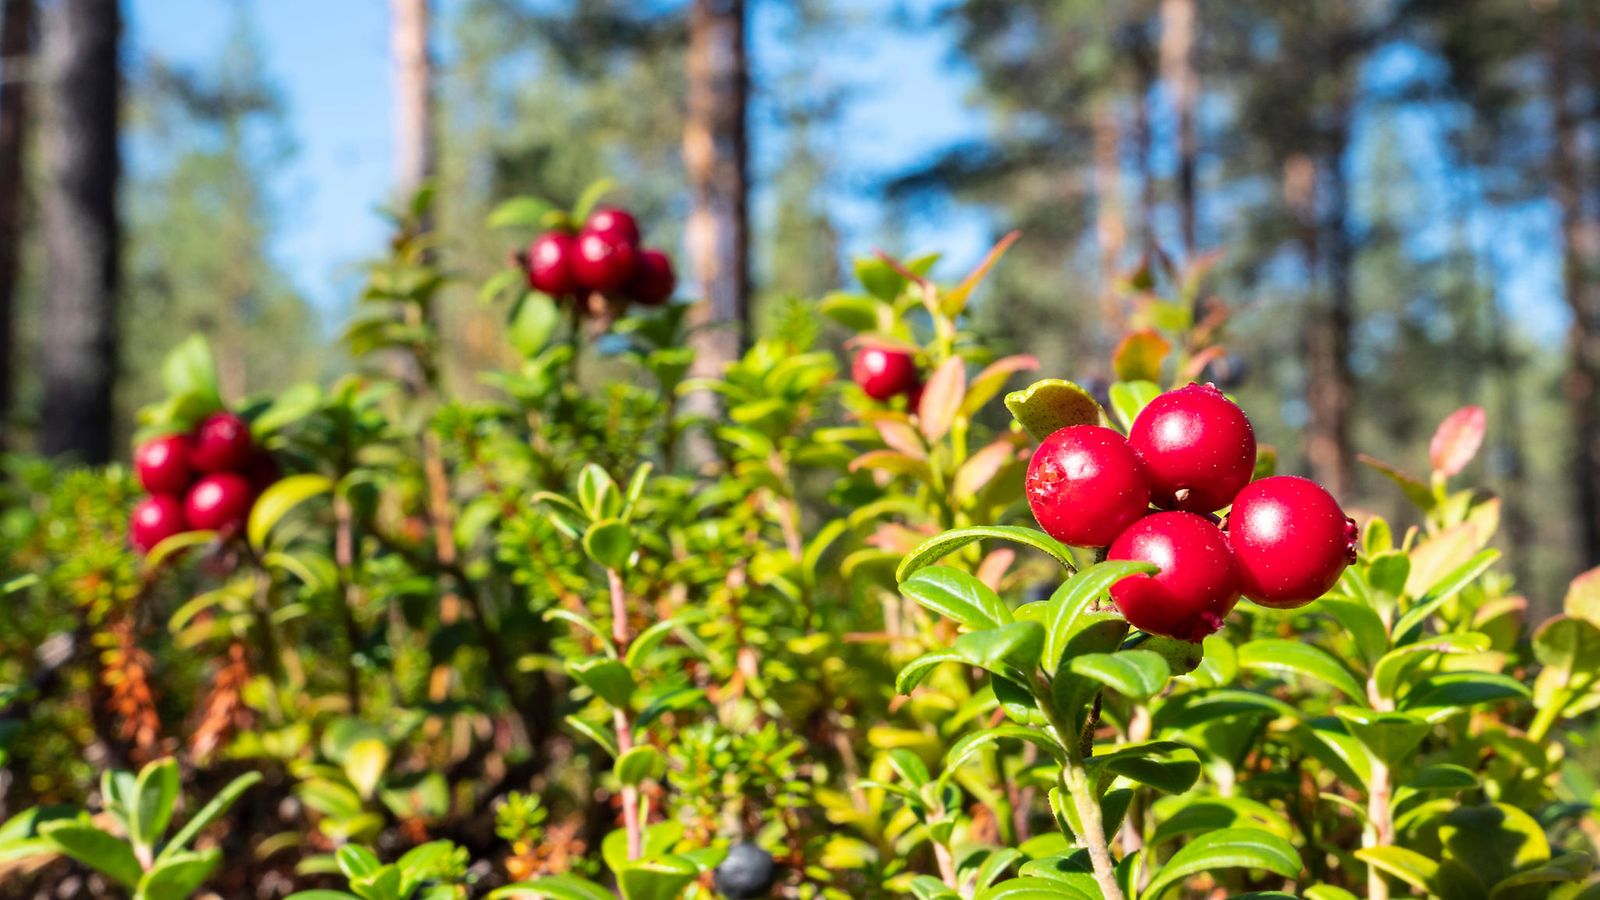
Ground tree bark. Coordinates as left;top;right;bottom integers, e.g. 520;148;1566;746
0;0;34;442
391;0;433;208
1307;113;1356;499
1159;0;1197;258
1092;97;1126;343
38;0;119;463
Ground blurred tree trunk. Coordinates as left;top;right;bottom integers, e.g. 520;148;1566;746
38;0;118;463
1160;0;1196;258
0;0;34;441
1125;25;1157;259
391;0;433;211
1308;109;1356;499
1092;97;1125;340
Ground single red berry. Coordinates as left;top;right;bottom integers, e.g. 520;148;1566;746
242;450;281;494
1108;511;1241;641
583;206;641;246
130;495;187;553
627;248;676;305
527;231;582;296
1128;383;1257;513
851;346;919;401
1226;475;1357;608
572;231;638;293
190;413;254;473
1026;425;1151;547
134;433;193;494
185;473;253;533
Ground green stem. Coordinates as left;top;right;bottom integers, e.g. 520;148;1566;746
1032;675;1125;900
608;567;642;862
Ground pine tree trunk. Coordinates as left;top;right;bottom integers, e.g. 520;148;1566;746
0;0;34;440
1159;0;1196;258
1306;117;1356;499
38;0;119;463
1092;97;1125;343
391;0;433;208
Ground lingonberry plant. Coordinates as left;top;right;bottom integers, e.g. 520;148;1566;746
1;185;1599;900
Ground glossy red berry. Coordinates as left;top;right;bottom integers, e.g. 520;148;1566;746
851;346;919;401
1226;475;1358;608
185;473;253;533
130;495;187;553
1026;425;1151;547
1128;383;1256;513
134;434;193;494
627;248;676;305
1108;511;1241;641
583;206;641;246
572;231;638;293
190;413;254;473
527;231;582;296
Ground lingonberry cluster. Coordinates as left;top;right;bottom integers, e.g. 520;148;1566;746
523;205;676;308
851;344;923;406
129;412;278;554
1026;383;1357;641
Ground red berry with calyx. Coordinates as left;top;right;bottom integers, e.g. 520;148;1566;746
1226;475;1358;608
627;248;676;305
130;495;187;553
527;231;582;296
134;433;193;494
190;413;254;474
1128;383;1257;513
185;473;253;533
1108;511;1241;641
583;206;641;246
572;231;638;293
1027;425;1151;547
852;346;919;401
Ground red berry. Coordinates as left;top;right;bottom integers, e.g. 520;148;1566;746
134;434;193;494
906;380;926;413
1226;476;1357;608
1026;425;1151;547
851;346;919;401
572;231;638;292
190;413;254;474
627;248;676;305
527;232;581;296
185;473;253;533
1108;511;1240;641
130;495;187;553
583;206;641;246
1128;383;1256;513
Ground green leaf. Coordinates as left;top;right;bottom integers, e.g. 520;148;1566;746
576;464;619;521
566;658;635;709
1393;549;1501;645
1141;828;1302;899
1334;707;1431;766
1004;379;1104;441
943;725;1066;777
1304;886;1362;900
1319;600;1389;668
131;758;180;853
248;474;332;549
1108;380;1161;432
1400;672;1530;717
898;526;1077;582
582;519;635;571
1371;632;1491;701
1489;852;1593;895
886;748;931;787
486;196;557;229
1087;741;1202;795
509;293;561;356
144;529;217;570
908;874;962;899
136;849;221;900
336;845;382;879
1068;651;1169;700
634;688;707;730
1043;561;1157;671
899;565;1010;630
1403;764;1480;792
614;746;665;786
855;256;907;301
616;854;699;900
1150;797;1294;846
160;772;261;860
284;892;362;900
563;715;619;758
976;876;1097;899
488;876;612;900
570;178;616;224
1355;846;1438;893
941;230;1018;317
952;622;1045;674
40;822;143;888
344;739;390;800
1236;639;1365;702
160;334;223;410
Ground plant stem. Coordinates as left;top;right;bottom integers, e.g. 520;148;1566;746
608;567;642;862
1366;757;1392;900
1032;676;1124;900
333;491;362;714
932;839;959;889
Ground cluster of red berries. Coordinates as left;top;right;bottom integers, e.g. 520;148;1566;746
1025;383;1357;642
851;345;923;406
129;413;278;554
523;206;675;308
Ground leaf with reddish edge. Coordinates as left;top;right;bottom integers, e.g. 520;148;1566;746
918;357;967;442
849;450;932;482
1566;566;1600;625
1429;405;1487;478
941;230;1021;317
954;436;1026;499
875;418;927;460
1358;453;1435;511
1113;329;1171;383
1177;345;1228;383
961;354;1040;417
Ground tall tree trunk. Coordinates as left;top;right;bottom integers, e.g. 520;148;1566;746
391;0;434;209
1092;97;1126;347
0;0;34;442
38;0;119;463
1306;118;1356;499
1126;26;1157;259
1159;0;1196;258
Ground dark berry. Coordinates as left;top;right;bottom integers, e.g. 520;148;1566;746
714;842;777;899
583;206;641;246
1108;511;1240;641
190;413;254;474
242;450;281;494
851;346;919;401
134;434;193;495
1128;383;1256;513
1026;425;1151;547
527;231;582;296
130;495;187;553
185;473;253;533
572;231;638;293
1226;475;1357;608
627;248;676;305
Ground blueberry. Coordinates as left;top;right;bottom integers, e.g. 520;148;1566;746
714;842;777;899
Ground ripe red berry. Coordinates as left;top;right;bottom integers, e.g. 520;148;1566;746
1128;383;1257;513
851;346;919;401
130;495;188;553
1108;511;1241;641
572;231;638;293
1026;425;1151;547
185;473;253;533
134;433;193;494
583;206;641;246
627;248;676;305
190;413;254;474
527;231;582;296
1226;475;1358;608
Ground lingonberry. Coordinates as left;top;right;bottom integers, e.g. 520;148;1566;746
714;842;778;899
190;412;254;473
627;248;676;305
1128;383;1256;513
130;495;187;553
526;231;582;296
583;206;641;246
134;433;193;494
1108;511;1240;641
1226;475;1358;608
851;346;919;401
1026;425;1151;547
572;231;638;293
185;473;253;533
